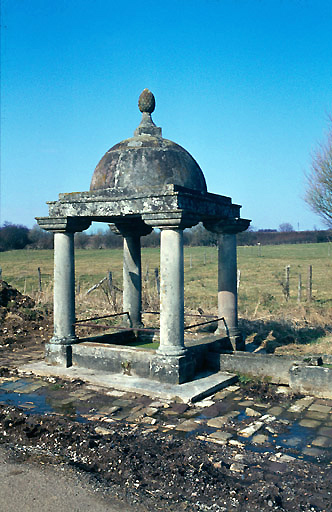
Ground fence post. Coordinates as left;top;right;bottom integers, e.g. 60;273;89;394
189;254;192;269
107;270;117;305
307;265;312;302
154;267;160;295
297;273;302;303
285;265;290;301
203;251;206;265
107;271;113;291
0;267;2;279
37;267;42;292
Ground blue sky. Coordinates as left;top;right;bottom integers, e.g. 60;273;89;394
1;0;332;231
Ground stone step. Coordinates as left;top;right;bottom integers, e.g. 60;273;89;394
19;361;237;403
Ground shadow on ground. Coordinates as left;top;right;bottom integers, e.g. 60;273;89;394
239;318;328;353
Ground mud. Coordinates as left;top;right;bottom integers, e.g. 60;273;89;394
0;282;331;511
0;280;52;351
0;387;331;512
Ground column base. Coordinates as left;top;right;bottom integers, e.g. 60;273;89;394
49;334;77;345
45;343;72;367
156;346;188;357
214;328;245;351
230;335;245;351
151;353;194;384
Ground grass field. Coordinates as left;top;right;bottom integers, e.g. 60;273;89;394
1;243;332;354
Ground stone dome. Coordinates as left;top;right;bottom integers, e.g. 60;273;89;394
90;89;207;195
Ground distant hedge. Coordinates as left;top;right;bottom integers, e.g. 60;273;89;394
0;221;331;251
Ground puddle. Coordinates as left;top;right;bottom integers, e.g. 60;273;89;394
0;377;331;464
0;378;88;423
275;422;313;450
0;392;54;414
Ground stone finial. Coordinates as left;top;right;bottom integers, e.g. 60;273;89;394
138;88;155;113
135;88;161;137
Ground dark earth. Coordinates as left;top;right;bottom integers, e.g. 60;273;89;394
0;280;331;511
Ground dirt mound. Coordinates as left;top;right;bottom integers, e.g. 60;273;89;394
0;280;35;310
0;403;331;511
0;280;51;350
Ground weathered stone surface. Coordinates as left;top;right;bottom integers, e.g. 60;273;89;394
289;365;332;399
175;420;201;432
308;403;332;413
299;419;320;428
41;185;239;227
318;426;332;438
267;406;284;416
312;436;332;447
207;431;233;444
90;89;207;195
45;343;72;367
238;421;263;437
37;89;251;388
206;416;229;428
251;434;268;444
245;407;261;417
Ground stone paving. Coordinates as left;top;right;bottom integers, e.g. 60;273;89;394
1;346;332;465
1;371;332;465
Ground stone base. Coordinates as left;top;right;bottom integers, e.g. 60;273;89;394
45;333;232;385
150;354;195;384
45;331;240;384
19;361;238;403
230;335;245;351
69;342;196;385
45;344;72;367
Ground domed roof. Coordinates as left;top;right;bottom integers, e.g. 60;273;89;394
90;89;207;195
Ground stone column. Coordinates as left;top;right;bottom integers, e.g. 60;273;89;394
51;231;76;344
123;234;142;327
204;218;250;351
217;232;242;348
36;217;91;366
111;220;152;328
158;227;186;356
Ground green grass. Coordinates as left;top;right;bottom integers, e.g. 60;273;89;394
1;242;331;318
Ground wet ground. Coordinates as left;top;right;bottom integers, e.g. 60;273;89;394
0;368;331;512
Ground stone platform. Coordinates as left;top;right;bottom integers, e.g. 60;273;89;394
18;361;237;403
45;333;234;385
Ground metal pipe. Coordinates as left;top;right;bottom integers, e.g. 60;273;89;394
75;322;158;333
142;311;217;319
74;312;129;324
184;317;225;331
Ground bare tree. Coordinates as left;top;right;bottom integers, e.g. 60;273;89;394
305;116;332;227
279;222;294;232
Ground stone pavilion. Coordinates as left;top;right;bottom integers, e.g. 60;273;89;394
37;89;250;385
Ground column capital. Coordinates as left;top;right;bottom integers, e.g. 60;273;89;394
36;216;91;233
204;217;250;235
109;218;152;238
142;212;199;230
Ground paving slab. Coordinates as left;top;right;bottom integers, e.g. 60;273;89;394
308;403;332;413
18;362;238;403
